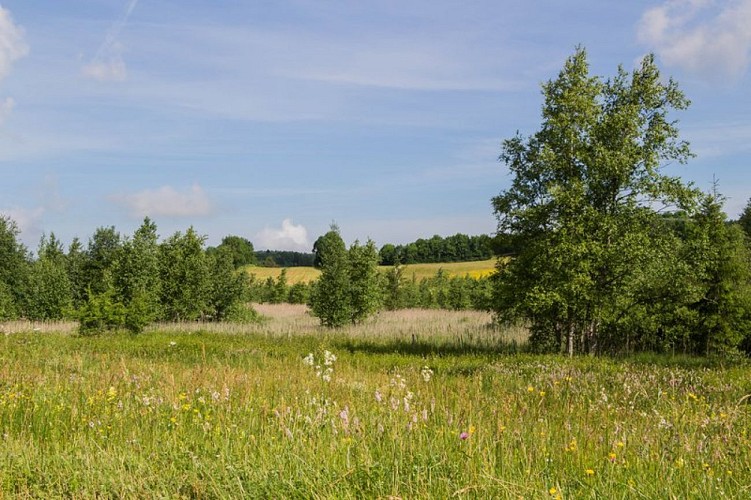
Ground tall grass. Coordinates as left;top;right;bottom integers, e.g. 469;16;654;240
0;306;749;498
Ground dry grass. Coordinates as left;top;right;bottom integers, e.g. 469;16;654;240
0;320;77;334
149;304;526;347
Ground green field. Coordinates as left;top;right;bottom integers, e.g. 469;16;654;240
243;258;497;284
1;305;749;498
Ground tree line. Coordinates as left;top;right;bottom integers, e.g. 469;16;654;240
378;233;495;266
0;217;254;334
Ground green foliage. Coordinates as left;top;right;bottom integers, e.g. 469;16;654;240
24;240;73;320
684;194;751;353
736;197;751;238
287;281;310;304
114;218;161;331
211;235;257;268
492;47;699;355
159;227;211;321
76;280;126;335
348;239;382;324
255;250;314;267
309;226;352;327
65;238;87;308
0;281;17;320
0;215;29;318
84;226;122;297
205;247;250;321
379;233;493;265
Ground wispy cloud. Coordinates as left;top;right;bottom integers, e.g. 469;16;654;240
638;0;751;81
0;6;29;123
255;219;311;251
0;6;28;80
114;184;213;218
82;0;139;82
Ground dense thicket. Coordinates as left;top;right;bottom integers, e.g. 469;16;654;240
378;234;494;265
0;217;254;333
492;47;751;356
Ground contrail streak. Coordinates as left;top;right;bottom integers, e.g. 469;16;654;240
92;0;139;62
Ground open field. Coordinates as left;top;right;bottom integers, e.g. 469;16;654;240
243;258;498;284
1;305;750;497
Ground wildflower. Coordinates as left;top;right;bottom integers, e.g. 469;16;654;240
374;389;383;403
303;353;314;366
527;386;535;393
421;366;434;382
608;452;617;462
169;341;177;347
687;392;698;401
549;487;557;495
585;469;595;476
460;431;470;440
616;441;624;448
468;425;476;436
323;350;336;366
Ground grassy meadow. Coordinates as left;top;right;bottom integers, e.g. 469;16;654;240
243;258;497;284
1;305;750;498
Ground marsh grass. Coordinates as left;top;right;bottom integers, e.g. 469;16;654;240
0;306;749;498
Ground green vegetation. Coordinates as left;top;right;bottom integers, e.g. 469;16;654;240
309;226;382;327
379;233;494;265
0;306;749;497
492;47;751;356
0;217;255;334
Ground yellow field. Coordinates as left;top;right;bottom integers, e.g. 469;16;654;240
242;258;497;284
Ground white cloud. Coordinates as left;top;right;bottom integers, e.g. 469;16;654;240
255;219;311;252
0;7;28;81
0;6;28;123
82;56;127;82
0;206;44;236
115;184;213;218
82;0;138;82
638;0;751;81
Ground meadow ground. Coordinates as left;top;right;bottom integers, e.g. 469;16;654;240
243;258;498;284
1;305;750;498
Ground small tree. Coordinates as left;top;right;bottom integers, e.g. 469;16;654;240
309;226;352;327
24;234;73;320
159;227;211;321
348;239;381;323
686;194;751;354
114;218;161;332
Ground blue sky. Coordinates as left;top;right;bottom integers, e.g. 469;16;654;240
0;1;750;251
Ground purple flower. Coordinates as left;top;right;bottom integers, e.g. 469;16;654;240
460;431;470;440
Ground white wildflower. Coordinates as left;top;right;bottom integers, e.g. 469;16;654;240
303;353;315;366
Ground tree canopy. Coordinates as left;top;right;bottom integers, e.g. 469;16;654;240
491;47;707;355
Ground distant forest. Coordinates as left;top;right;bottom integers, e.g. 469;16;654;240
251;233;504;268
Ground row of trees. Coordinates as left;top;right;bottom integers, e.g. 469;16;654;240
249;267;492;312
491;47;751;356
0;217;254;333
378;233;494;266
